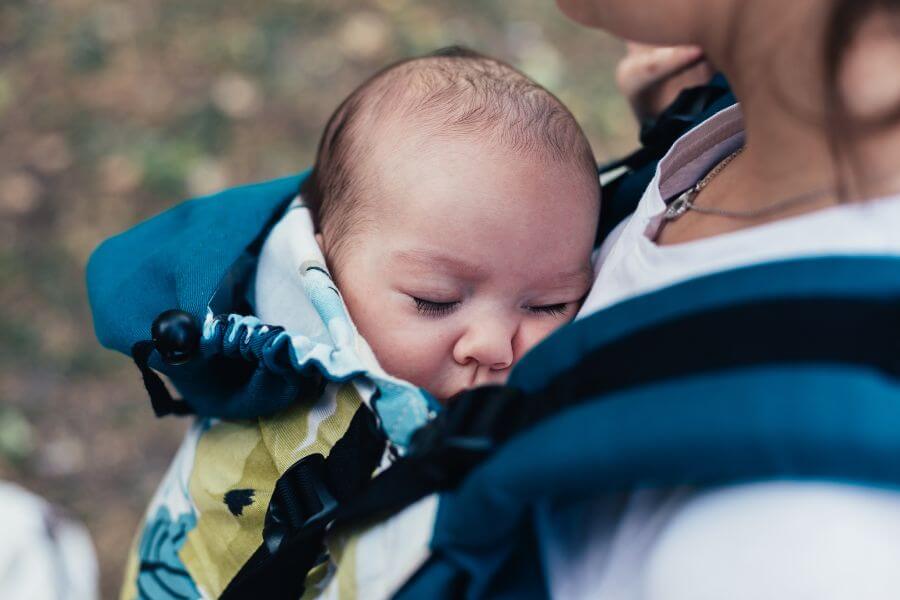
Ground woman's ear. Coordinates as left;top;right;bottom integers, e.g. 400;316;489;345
315;232;326;254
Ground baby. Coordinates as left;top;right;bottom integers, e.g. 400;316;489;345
111;47;602;599
298;47;600;402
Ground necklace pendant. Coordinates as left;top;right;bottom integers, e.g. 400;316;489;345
664;189;696;221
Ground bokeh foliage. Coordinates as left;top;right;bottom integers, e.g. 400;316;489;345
0;0;634;595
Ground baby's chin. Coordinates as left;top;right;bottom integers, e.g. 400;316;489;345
419;382;468;405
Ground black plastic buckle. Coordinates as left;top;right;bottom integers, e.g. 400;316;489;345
151;309;201;366
407;385;526;488
262;453;338;556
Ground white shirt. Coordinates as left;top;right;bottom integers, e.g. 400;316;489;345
580;105;900;316
542;104;900;600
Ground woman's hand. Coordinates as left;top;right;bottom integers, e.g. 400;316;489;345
616;43;716;121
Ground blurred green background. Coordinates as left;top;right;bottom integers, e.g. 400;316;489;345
0;0;635;595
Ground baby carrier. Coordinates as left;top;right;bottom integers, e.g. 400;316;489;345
87;83;900;599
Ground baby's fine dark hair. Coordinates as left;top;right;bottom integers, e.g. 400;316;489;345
301;46;597;249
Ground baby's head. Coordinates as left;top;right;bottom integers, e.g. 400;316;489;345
303;47;599;402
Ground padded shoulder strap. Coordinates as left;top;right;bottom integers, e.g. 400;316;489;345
334;289;900;530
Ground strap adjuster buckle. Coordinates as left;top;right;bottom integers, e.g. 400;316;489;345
262;453;338;555
407;385;526;487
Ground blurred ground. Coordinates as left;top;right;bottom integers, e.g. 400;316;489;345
0;0;635;596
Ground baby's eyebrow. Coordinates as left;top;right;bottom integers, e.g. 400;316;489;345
549;265;594;290
527;263;593;296
392;249;489;279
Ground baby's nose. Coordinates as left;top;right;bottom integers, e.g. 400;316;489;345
453;320;516;370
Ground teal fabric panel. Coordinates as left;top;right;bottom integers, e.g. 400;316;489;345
86;172;307;416
87;172;306;360
394;556;464;600
396;523;546;600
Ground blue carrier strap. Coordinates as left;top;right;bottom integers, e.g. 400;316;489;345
400;256;900;598
223;256;900;598
404;366;900;599
87;173;304;355
86;172;309;418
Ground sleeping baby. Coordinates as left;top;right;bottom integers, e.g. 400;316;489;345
264;46;601;403
112;46;602;598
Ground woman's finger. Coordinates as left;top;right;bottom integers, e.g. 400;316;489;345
616;45;706;98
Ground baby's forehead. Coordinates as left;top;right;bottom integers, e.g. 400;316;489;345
311;51;598;265
350;55;580;158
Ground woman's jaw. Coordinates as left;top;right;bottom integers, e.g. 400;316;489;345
558;0;900;215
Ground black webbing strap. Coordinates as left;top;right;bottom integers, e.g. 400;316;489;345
221;403;386;599
222;295;899;595
130;341;194;416
316;385;528;529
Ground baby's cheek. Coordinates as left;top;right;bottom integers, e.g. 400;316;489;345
516;318;571;359
345;292;451;389
366;325;447;387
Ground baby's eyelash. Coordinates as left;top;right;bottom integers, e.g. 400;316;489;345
527;303;569;317
413;297;460;317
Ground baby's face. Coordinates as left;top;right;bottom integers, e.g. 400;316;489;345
327;135;599;402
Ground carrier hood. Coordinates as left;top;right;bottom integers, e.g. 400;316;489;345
86;172;436;449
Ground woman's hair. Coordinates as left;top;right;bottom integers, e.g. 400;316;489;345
823;0;900;194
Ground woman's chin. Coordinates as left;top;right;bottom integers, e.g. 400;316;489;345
555;0;606;28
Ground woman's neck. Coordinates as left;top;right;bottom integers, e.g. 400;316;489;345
717;3;839;203
658;3;900;246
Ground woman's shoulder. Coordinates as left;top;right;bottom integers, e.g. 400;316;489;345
643;481;900;600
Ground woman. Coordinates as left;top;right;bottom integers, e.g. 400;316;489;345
87;0;900;595
540;0;900;597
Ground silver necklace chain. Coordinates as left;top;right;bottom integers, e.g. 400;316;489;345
663;147;835;221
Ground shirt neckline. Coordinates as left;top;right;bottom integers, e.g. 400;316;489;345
633;103;899;254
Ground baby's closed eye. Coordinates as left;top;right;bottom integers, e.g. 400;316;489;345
409;294;575;319
412;297;460;317
527;303;570;316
